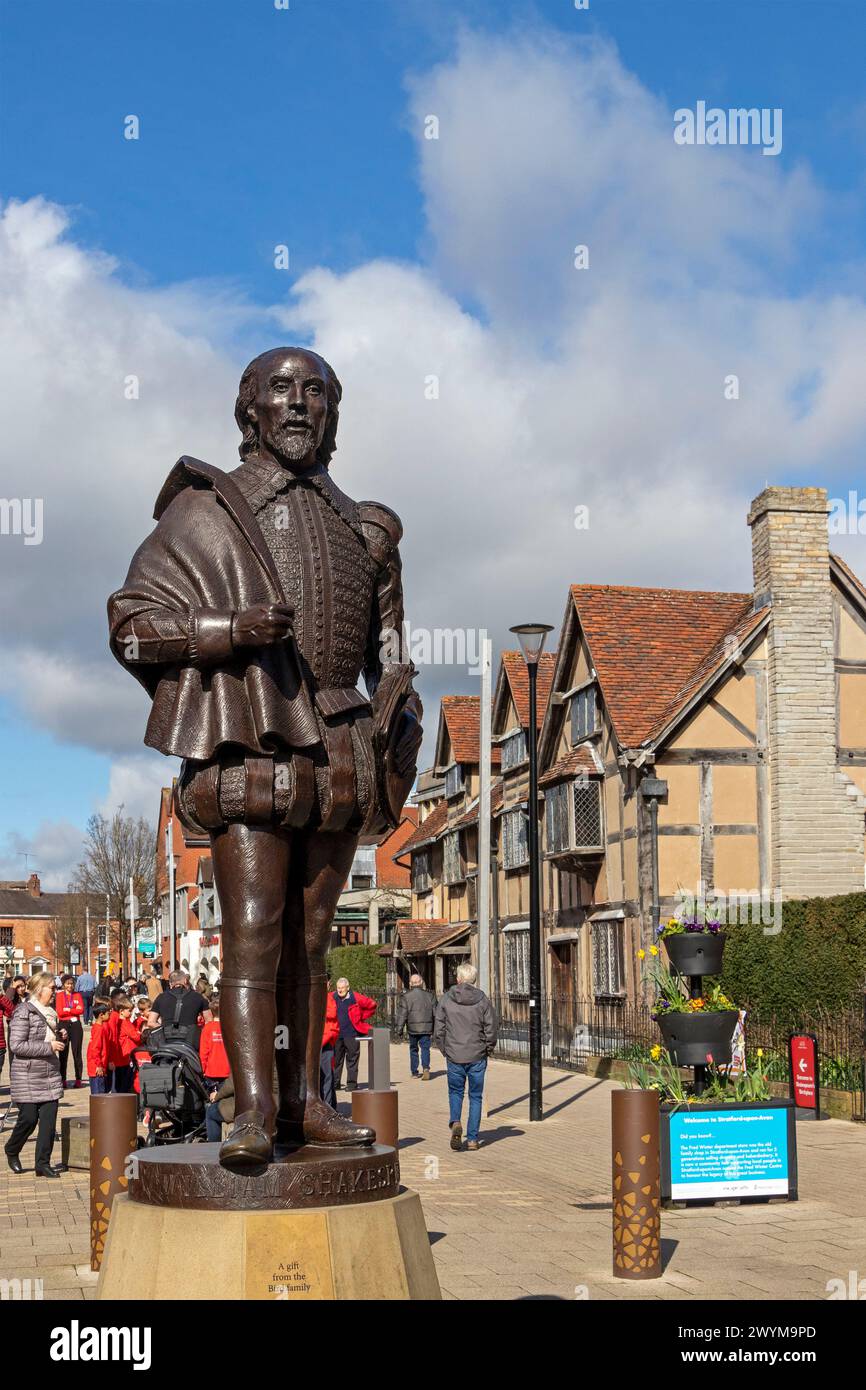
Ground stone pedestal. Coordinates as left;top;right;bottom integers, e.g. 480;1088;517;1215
96;1142;440;1301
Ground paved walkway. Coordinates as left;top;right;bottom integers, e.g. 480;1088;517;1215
1;1045;865;1301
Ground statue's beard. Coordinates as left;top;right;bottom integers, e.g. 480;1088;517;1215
267;422;317;464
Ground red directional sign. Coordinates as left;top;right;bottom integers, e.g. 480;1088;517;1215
788;1033;819;1116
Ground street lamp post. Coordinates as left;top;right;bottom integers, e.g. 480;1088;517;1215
510;622;553;1123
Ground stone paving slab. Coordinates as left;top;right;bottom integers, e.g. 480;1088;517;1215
1;1047;865;1301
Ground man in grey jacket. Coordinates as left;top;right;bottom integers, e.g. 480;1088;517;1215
433;963;497;1151
395;974;436;1080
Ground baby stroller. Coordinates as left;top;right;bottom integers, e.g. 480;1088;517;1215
133;1035;210;1146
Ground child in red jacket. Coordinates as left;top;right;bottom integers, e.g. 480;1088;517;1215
105;991;132;1094
118;999;143;1064
200;1002;230;1095
87;1004;111;1095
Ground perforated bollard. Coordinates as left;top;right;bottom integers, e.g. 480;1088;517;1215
90;1093;138;1270
367;1026;392;1091
611;1089;661;1279
352;1088;399;1150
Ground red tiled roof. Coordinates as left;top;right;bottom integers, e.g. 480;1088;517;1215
539;745;602;788
500;651;557;729
394;920;472;954
454;781;504;828
650;603;769;740
375;809;419;887
832;552;866;607
398;799;449;854
570;585;757;748
440;696;501;766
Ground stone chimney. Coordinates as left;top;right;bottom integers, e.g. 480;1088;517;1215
748;486;865;897
26;873;41;898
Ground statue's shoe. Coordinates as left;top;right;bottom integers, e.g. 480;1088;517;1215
276;1097;375;1149
218;1109;274;1173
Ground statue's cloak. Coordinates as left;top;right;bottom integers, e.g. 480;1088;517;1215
107;456;321;761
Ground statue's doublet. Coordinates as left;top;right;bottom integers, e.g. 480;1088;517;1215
231;455;377;693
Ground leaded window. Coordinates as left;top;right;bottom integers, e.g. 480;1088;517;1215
505;928;530;996
444;764;464;799
501;729;527;771
592;919;625;997
573;779;602;849
502;808;529;869
545;782;570;853
443;831;463;885
412;850;431;893
571;685;597;744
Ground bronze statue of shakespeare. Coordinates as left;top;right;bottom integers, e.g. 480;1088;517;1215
108;348;423;1172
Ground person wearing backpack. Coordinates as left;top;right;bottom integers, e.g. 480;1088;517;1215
146;969;212;1051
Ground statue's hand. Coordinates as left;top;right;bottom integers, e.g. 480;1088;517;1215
394;708;423;778
232;603;295;649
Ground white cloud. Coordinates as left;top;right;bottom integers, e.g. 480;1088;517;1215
1;25;866;787
98;753;177;825
0;819;85;893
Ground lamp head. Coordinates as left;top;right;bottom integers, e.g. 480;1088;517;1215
509;623;553;665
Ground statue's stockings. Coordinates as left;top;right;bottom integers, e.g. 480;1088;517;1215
211;821;358;1134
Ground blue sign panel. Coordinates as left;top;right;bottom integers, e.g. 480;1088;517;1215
667;1105;794;1201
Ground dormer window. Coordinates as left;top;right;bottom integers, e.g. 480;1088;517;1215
444;764;464;799
501;728;528;771
571;684;597;744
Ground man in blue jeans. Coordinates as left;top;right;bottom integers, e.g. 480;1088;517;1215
433;962;497;1151
395;974;436;1079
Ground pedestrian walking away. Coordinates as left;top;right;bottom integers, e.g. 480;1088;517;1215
4;972;66;1176
74;968;97;1024
433;963;497;1151
56;974;85;1087
395;973;436;1079
332;977;377;1092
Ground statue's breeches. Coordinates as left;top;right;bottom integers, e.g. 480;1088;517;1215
177;703;377;836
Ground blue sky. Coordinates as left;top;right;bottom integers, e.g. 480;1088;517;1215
2;0;866;884
4;0;865;300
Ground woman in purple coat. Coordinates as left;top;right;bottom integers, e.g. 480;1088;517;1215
4;973;66;1177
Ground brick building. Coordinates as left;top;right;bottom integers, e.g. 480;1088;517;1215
0;875;103;977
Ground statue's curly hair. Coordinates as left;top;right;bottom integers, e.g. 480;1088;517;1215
234;347;342;467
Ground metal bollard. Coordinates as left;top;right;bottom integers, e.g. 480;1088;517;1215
89;1093;138;1271
611;1089;661;1279
352;1088;399;1150
367;1025;392;1091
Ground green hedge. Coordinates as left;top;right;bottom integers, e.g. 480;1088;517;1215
326;944;387;994
720;890;866;1023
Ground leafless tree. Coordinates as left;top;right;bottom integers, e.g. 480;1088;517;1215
71;811;156;970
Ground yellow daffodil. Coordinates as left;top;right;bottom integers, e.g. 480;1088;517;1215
757;1048;764;1059
637;948;646;960
650;1044;662;1061
650;945;659;956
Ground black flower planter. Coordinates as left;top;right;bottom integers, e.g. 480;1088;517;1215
656;1009;739;1067
663;931;727;977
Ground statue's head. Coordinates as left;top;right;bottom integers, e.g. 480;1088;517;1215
234;346;342;469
